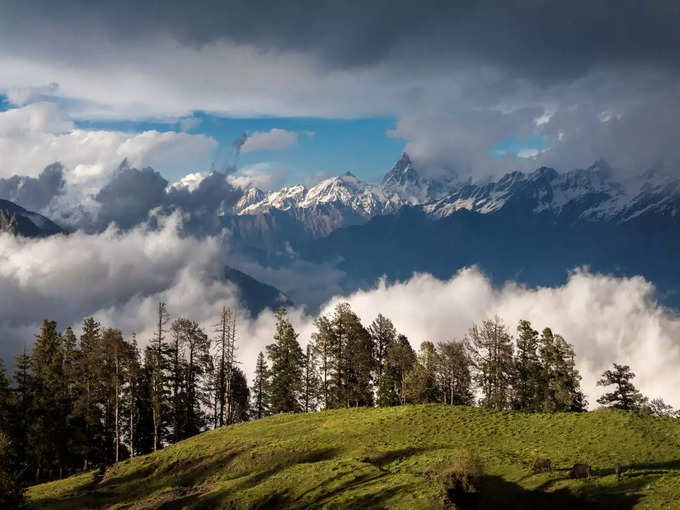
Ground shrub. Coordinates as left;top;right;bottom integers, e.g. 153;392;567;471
438;448;485;502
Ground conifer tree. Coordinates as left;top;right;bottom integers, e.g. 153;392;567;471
311;316;334;409
376;369;399;407
266;309;304;414
384;334;416;405
251;352;270;419
436;340;474;406
403;341;441;404
149;302;170;452
538;328;586;412
12;349;34;476
597;363;646;411
368;314;396;381
227;367;249;424
326;303;375;408
301;344;321;412
467;317;514;411
31;320;69;479
512;320;542;412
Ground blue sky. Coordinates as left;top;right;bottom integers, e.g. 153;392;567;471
76;114;407;184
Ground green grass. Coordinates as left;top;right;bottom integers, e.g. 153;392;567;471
27;405;680;509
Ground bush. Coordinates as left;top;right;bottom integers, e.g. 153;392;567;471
438;449;485;505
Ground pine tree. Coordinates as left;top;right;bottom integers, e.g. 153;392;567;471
73;317;105;469
214;307;237;427
301;344;321;412
368;314;396;381
512;320;542;412
403;341;441;404
436;340;474;406
384;334;416;405
149;302;170;452
597;363;646;411
12;349;34;477
325;303;375;408
467;317;514;411
311;316;333;409
538;328;586;412
251;352;270;419
376;369;399;407
31;320;69;480
267;309;304;414
227;367;249;424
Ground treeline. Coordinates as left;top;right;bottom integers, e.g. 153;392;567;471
0;304;249;491
0;301;674;503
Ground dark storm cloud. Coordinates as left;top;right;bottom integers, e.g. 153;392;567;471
89;162;243;233
2;1;680;84
0;163;65;211
94;162;168;230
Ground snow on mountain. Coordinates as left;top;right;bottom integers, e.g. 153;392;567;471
382;153;452;204
234;152;680;236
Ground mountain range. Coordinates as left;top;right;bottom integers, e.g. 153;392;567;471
4;153;680;311
229;153;680;309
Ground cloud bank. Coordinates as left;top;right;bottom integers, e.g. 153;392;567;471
241;129;298;153
1;2;679;179
1;216;678;408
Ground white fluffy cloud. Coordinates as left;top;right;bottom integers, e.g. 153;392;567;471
304;269;680;409
241;128;298;153
227;162;289;191
0;103;217;182
1;215;678;409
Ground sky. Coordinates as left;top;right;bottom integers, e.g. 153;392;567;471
2;1;680;187
1;1;680;406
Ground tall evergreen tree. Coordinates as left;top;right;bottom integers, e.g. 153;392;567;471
467;317;514;411
383;334;416;405
311;316;333;410
227;368;249;424
597;363;646;411
539;328;586;412
403;341;441;404
251;352;270;419
31;320;69;479
73;318;104;469
326;303;375;408
12;349;34;477
512;320;543;412
436;340;474;406
149;302;170;452
301;344;321;412
266;309;304;414
368;314;396;381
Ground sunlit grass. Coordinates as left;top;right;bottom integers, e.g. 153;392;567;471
27;405;680;509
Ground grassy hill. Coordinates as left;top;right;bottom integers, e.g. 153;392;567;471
27;405;680;509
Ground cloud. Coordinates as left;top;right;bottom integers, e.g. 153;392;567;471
302;268;680;409
1;220;678;410
0;104;217;181
0;163;66;211
5;82;59;106
227;162;289;191
241;129;298;153
1;4;677;180
178;116;202;132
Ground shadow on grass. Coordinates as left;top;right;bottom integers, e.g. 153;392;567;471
477;475;641;510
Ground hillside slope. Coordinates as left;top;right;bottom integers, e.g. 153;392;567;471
27;406;680;509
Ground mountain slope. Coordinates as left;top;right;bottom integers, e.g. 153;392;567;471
27;405;680;509
0;199;64;237
224;265;293;315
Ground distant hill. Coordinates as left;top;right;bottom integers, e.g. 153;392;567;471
27;405;680;509
0;199;64;237
224;265;293;315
